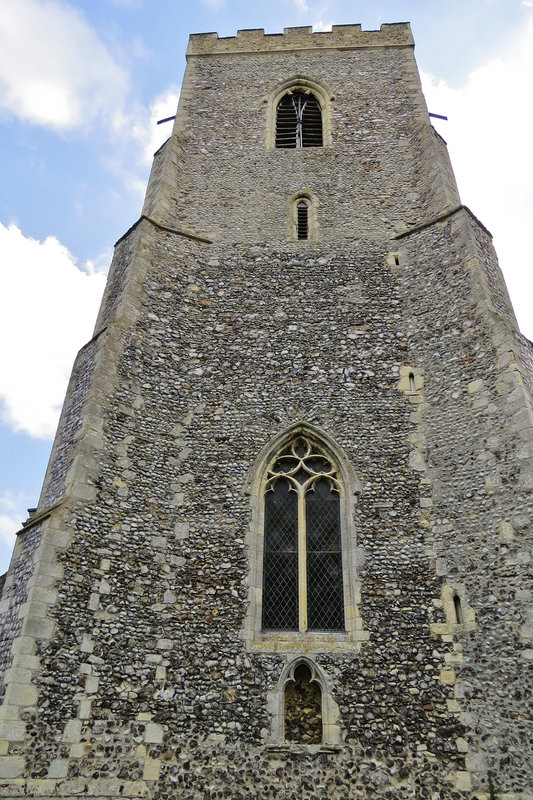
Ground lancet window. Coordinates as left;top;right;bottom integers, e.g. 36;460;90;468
261;435;344;632
275;90;323;148
296;200;309;239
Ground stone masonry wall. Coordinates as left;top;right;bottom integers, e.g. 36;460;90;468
0;522;43;700
518;334;533;399
397;208;533;796
162;39;451;246
2;226;508;799
39;338;99;510
0;24;531;800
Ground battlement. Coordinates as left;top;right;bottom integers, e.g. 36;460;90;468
186;23;413;56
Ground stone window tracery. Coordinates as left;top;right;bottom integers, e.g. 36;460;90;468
244;422;368;652
275;90;323;148
262;436;344;633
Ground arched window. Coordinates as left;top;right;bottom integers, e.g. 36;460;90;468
296;200;309;240
262;435;344;632
244;422;367;651
289;192;316;242
275;90;323;149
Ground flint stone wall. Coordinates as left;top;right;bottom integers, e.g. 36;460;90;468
4;218;528;798
0;22;531;800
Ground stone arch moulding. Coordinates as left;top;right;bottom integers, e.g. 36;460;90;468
266;656;342;748
243;421;368;652
265;76;333;149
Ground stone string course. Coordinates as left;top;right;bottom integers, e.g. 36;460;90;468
0;22;531;800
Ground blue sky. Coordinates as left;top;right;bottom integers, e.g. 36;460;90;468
0;0;532;573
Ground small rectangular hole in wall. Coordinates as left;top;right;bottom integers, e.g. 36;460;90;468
394;255;400;266
453;594;463;624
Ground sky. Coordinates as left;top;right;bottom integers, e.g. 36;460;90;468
0;0;532;574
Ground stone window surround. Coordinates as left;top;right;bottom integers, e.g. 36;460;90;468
265;656;342;747
441;583;476;633
265;76;333;150
289;191;319;242
243;421;368;653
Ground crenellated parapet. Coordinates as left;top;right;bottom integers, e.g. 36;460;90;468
186;23;413;56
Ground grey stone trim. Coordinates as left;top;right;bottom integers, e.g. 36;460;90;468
15;501;63;536
115;215;213;247
395;204;493;240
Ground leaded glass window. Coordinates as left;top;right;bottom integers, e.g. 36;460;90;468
262;436;345;632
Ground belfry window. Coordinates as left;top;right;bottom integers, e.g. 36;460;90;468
261;436;344;632
275;90;323;148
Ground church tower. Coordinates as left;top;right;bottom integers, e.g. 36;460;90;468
0;23;531;799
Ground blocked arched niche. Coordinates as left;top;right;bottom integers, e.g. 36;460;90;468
243;421;368;651
265;76;333;149
266;657;341;746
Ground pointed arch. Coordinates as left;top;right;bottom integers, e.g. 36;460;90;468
288;191;319;242
266;77;333;150
284;661;322;742
275;90;322;148
266;657;341;746
244;422;368;651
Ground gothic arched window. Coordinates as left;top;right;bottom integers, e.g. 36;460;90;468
262;435;344;632
275;90;323;148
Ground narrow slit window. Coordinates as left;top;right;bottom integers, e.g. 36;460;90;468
409;372;416;391
453;594;464;624
276;90;323;149
297;201;309;240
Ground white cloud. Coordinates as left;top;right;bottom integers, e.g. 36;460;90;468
420;18;533;340
295;0;310;11
0;0;181;217
0;0;130;131
140;84;181;165
0;223;107;438
313;20;333;32
96;83;180;202
0;491;26;550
